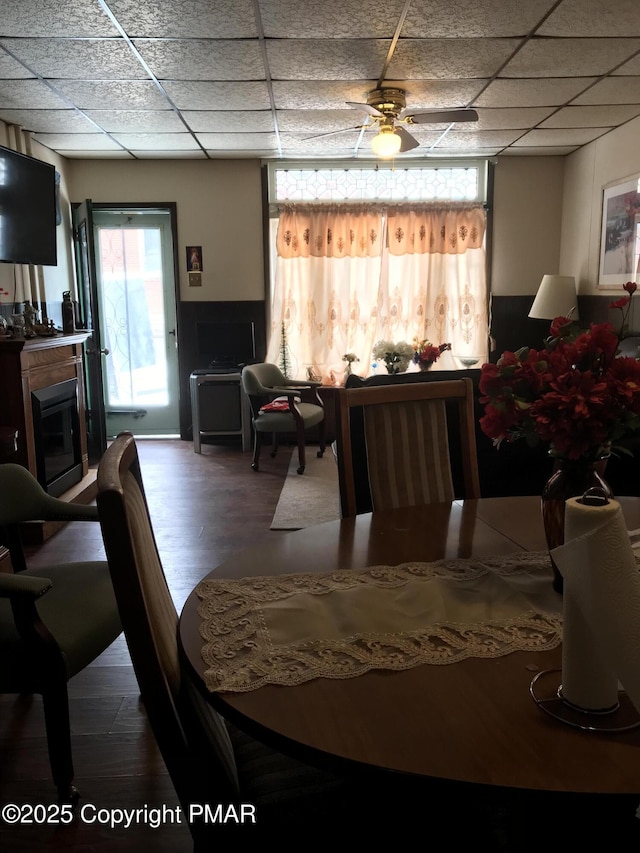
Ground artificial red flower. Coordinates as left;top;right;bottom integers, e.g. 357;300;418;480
480;283;640;460
610;296;630;310
549;315;574;338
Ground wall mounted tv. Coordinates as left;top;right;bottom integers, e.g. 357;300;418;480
0;145;57;266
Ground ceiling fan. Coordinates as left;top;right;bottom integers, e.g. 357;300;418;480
309;87;478;158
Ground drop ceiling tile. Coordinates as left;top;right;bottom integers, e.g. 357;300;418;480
109;132;201;150
83;109;186;132
53;80;170;110
277;109;368;133
265;40;390;80
0;38;147;80
500;146;580;155
1;0;119;37
162;80;271;110
107;0;258;38
179;111;274;132
0;108;98;133
134;40;265;81
0;79;71;109
512;127;610;146
473;107;556;129
56;149;135;159
272;81;377;110
572;76;640;104
431;129;525;148
613;55;640;74
424;147;502;157
33;132;123;150
388;39;519;80
133;150;207;158
280;131;365;153
403;0;557;37
501;37;640;77
391;80;489;109
475;77;598;107
205;150;277;160
259;0;407;37
195;132;278;149
0;50;36;78
538;0;640;37
539;104;640;128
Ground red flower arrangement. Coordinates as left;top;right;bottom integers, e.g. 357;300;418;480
479;282;640;461
412;339;451;366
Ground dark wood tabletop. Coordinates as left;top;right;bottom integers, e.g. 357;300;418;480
179;496;640;795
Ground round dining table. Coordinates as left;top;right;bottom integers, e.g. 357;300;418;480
179;496;640;813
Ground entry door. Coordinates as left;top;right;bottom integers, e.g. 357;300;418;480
73;199;107;464
92;208;180;437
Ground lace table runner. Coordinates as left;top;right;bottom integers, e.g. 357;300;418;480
195;551;565;693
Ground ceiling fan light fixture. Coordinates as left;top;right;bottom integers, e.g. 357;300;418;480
371;126;402;158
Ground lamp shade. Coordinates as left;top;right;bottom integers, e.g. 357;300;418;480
371;127;402;158
529;275;578;320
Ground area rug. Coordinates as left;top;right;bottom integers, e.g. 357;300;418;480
270;449;341;529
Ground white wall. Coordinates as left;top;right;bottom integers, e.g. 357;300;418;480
1;120;577;313
67;158;265;302
490;156;565;296
560;115;640;294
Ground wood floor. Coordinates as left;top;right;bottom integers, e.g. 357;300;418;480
0;438;292;852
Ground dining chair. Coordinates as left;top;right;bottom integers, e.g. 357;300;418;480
335;378;481;517
0;463;122;802
241;362;326;474
95;431;363;846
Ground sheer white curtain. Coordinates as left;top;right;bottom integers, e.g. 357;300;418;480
267;202;487;381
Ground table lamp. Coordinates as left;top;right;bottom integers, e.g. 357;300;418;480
529;275;578;320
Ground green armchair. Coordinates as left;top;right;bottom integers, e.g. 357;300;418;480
0;464;122;802
241;363;326;474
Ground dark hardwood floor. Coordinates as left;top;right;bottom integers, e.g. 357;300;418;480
0;438;292;852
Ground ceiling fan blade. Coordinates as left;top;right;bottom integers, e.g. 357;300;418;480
408;108;479;125
394;126;420;153
346;101;384;118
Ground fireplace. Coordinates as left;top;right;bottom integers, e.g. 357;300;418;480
31;378;83;497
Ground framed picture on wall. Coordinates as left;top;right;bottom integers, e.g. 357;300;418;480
598;174;640;288
186;245;203;272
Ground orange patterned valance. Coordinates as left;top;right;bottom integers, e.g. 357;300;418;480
276;204;384;259
387;203;485;256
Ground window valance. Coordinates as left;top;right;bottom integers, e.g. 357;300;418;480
387;203;485;256
276;202;485;260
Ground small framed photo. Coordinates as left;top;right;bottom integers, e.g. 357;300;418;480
186;245;202;272
598;174;640;288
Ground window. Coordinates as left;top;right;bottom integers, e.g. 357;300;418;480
265;161;489;382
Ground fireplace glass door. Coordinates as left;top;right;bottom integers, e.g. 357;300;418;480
32;379;83;496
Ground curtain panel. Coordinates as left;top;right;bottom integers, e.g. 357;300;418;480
267;202;488;383
276;204;384;259
386;203;485;255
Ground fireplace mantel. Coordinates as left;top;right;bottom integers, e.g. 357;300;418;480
0;333;95;536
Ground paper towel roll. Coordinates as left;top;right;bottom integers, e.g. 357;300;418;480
559;497;620;711
552;497;640;715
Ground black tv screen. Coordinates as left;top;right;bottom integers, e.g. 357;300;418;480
0;145;57;266
196;321;256;368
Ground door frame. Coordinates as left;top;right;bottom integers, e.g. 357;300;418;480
73;201;182;459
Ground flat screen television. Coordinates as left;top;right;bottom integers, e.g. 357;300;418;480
196;321;256;368
0;145;57;266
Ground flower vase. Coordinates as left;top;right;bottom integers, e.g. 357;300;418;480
418;361;433;372
541;454;613;593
